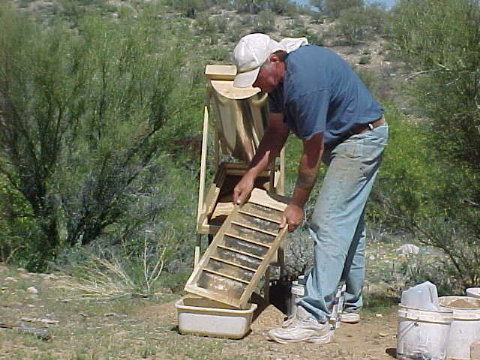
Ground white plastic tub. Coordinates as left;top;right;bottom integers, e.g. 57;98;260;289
176;297;257;339
439;296;480;360
397;304;453;360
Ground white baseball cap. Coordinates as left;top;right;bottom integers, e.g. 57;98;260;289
232;33;283;88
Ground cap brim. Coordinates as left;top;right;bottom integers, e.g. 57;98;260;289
233;67;261;88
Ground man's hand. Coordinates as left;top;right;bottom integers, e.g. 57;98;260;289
280;203;304;232
233;174;255;205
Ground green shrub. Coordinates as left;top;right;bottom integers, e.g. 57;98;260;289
385;0;480;288
252;9;276;33
195;11;218;44
233;0;299;15
213;14;228;33
323;0;364;19
334;3;387;44
369;106;480;290
0;5;202;270
358;54;371;65
162;0;209;18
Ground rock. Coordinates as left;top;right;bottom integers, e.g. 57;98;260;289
396;244;420;256
40;274;57;280
27;286;38;294
471;338;480;360
104;312;126;318
4;277;17;283
21;317;59;325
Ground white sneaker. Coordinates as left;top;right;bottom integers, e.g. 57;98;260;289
339;312;360;324
266;307;334;344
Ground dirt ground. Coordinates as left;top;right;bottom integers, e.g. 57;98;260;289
249;304;397;359
144;299;398;360
0;265;399;359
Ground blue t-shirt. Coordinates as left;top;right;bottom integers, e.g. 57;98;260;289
268;45;383;144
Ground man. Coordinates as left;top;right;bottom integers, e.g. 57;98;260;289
231;33;388;344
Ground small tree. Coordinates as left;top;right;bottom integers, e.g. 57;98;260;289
324;0;363;18
334;2;387;44
233;0;267;14
380;0;480;290
252;9;276;33
0;5;199;270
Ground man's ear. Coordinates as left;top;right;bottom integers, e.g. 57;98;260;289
269;53;280;64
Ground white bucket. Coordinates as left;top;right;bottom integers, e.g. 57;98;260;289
466;288;480;299
397;304;453;360
439;296;480;360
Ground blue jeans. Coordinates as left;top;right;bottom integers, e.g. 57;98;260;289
297;123;388;323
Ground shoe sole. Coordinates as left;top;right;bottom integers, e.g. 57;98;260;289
307;332;334;344
339;314;360;324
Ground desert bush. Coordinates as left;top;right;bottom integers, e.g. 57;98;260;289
0;4;202;270
161;0;210;18
356;67;395;103
55;0;119;22
390;0;480;168
323;0;364;19
358;55;371;65
369;107;480;290
233;0;298;16
233;0;265;14
266;0;298;16
252;9;276;33
195;12;218;44
305;30;324;46
0;175;41;264
280;16;309;38
383;0;480;289
213;14;229;33
334;3;387;44
335;7;370;44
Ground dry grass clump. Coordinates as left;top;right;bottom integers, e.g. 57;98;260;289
56;246;166;300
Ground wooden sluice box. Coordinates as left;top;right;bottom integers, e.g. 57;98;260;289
177;65;288;338
185;188;288;309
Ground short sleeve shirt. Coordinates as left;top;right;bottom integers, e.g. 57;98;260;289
268;45;383;144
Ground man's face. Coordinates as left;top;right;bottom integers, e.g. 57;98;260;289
253;61;280;93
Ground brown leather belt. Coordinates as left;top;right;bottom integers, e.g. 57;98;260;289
350;117;385;135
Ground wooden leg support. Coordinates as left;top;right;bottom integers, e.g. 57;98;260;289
194;234;202;268
263;266;270;303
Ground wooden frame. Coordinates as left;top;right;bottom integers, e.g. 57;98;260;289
192;64;287;295
186;189;289;309
196;67;286;236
